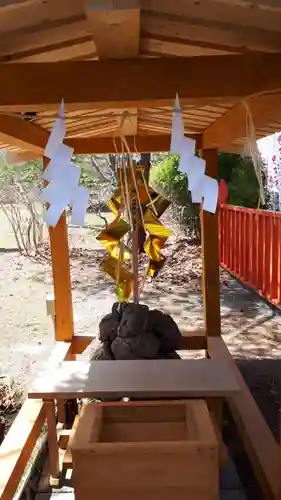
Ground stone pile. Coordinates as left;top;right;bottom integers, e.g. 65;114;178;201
89;302;182;361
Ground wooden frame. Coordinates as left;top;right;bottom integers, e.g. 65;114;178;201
1;6;281;498
0;113;201;155
208;337;279;500
3;142;277;499
200;149;221;337
1;54;281;111
1;338;279;500
0;341;72;500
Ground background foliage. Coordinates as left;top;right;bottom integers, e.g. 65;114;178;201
0;150;270;247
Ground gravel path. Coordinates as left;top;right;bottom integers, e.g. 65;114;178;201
0;237;280;392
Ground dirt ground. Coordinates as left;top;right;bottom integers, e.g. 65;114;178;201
0;209;281;497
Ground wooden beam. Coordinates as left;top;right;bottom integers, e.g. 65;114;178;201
116;109;138;137
1;53;281;110
86;1;140;135
141;0;281;32
86;0;140;59
0;113;47;153
200;149;221;337
44;158;74;342
0;0;40;10
5;150;39;163
0;111;201;153
203;93;281;149
9;39;97;63
44;401;60;479
179;329;207;350
0;17;90;58
208;337;279;500
48;213;74;342
70;133;202;153
0;111;201;154
0;400;44;500
71;328;207;356
141;11;281;54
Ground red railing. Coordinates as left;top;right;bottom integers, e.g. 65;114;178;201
219;204;281;307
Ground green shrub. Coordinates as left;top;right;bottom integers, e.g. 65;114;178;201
218;153;260;208
150;155;200;238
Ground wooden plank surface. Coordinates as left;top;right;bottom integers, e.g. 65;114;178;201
28;359;240;400
208;337;279;500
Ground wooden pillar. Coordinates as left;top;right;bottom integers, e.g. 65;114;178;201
43;157;74;341
200;149;221;336
44;400;60;481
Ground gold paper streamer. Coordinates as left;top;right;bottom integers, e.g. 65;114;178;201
143;208;172;278
97;215;131;261
96;161;171;301
101;256;133;301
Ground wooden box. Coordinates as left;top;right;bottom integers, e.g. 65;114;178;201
71;400;219;500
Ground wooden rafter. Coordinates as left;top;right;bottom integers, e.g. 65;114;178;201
0;0;41;10
69;133;202;154
86;0;140;135
5;150;39;163
202;93;281;149
0;113;47;153
86;0;140;59
141;0;281;33
1;53;281;111
140;11;281;54
0;112;201;153
0;17;89;60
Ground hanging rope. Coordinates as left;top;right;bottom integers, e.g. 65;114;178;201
243;99;265;208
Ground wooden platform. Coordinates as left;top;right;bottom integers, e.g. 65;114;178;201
28;359;240;400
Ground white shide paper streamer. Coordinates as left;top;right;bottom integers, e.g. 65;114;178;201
170;95;218;214
40;100;89;227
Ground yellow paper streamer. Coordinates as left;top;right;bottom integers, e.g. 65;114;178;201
96;162;171;300
101;256;133;301
143;208;172;278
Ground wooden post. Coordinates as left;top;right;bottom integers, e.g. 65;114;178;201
200;149;221;336
44;400;60;482
43;157;74;341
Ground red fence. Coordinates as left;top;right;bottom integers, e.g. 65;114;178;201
219;204;281;307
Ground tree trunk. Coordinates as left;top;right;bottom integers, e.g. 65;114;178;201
140;153;151;182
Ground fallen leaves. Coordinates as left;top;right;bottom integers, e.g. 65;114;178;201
0;378;23;414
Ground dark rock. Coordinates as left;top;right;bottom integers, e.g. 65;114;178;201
92;303;182;362
118;303;149;338
99;313;119;343
148;309;182;353
111;331;160;360
89;340;114;360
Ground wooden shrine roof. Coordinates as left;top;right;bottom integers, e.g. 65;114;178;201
1;0;281;158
